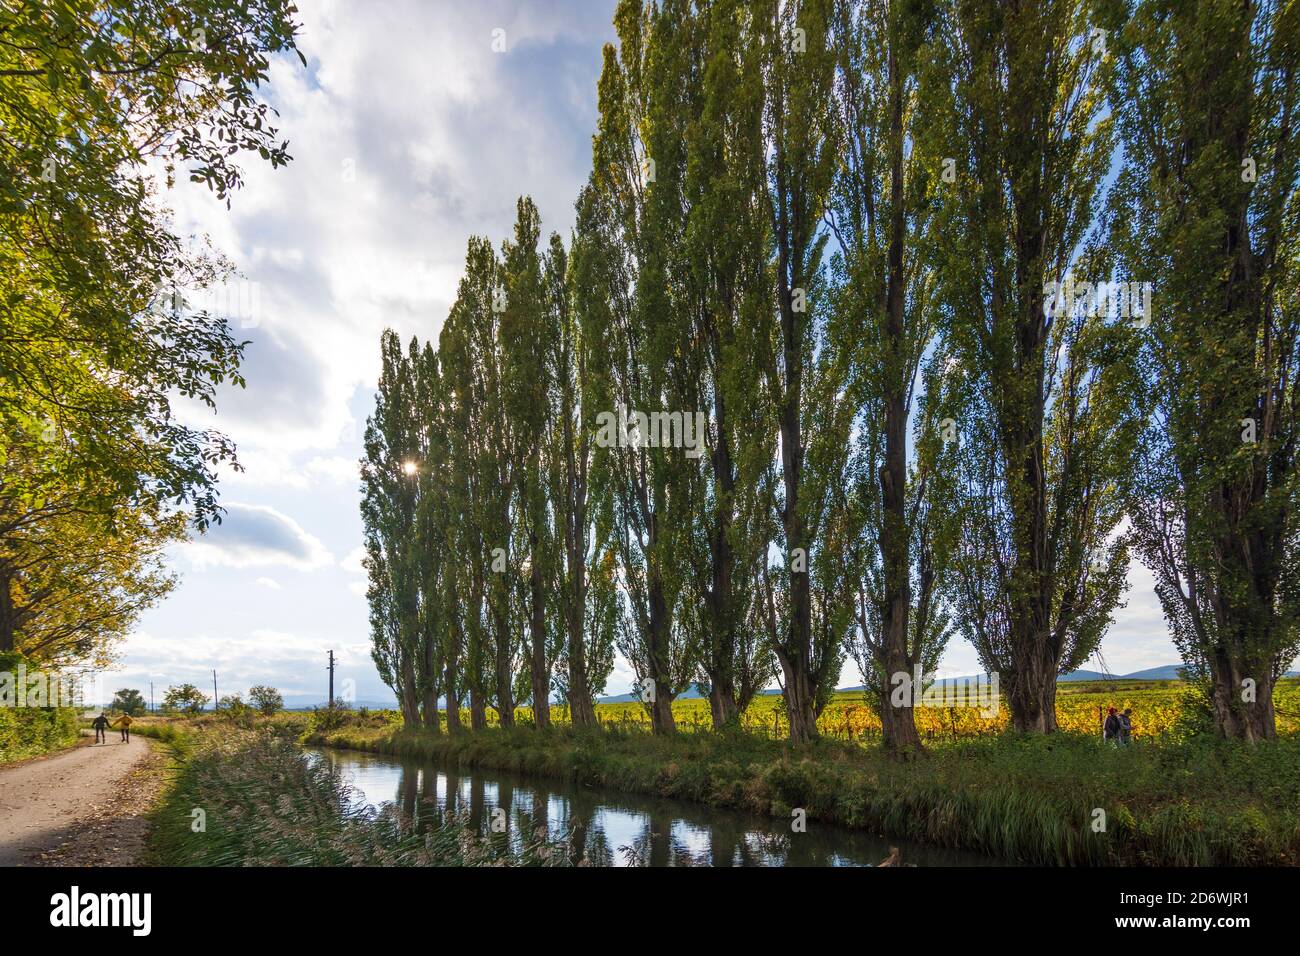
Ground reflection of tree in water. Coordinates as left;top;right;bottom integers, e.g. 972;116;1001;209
710;827;739;867
557;792;613;866
444;767;460;815
619;811;707;867
492;778;513;853
468;775;485;831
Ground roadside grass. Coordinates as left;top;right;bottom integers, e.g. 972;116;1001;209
304;720;1300;867
133;718;566;866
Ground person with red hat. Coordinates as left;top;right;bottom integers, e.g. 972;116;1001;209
1103;707;1121;745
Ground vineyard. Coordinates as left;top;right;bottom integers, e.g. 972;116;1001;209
339;678;1300;743
578;678;1300;743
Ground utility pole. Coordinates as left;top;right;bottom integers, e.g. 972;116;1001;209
213;669;219;712
327;650;336;709
150;682;154;714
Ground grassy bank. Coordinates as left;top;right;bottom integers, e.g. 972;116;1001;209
305;721;1300;866
0;706;80;765
134;718;565;866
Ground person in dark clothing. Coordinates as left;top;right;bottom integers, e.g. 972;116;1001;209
91;713;109;744
1103;707;1120;744
1118;708;1133;745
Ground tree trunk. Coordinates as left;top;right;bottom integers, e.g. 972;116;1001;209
470;685;488;731
566;536;597;727
647;574;676;735
492;607;515;728
877;44;922;757
708;681;739;730
567;615;597;727
444;634;462;735
703;354;742;730
1006;646;1059;733
777;282;818;744
776;647;819;744
399;656;421;728
421;688;440;733
1209;649;1277;741
421;636;440;733
529;536;550;728
0;566;16;654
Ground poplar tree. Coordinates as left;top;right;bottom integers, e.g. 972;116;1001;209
362;331;424;727
924;0;1133;732
679;0;778;729
550;227;618;725
831;0;959;753
585;0;702;733
754;0;850;743
500;197;559;727
1105;0;1300;739
437;253;494;730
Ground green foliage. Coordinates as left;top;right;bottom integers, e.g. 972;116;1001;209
359;0;1300;747
1103;0;1300;739
0;705;79;764
112;688;147;716
162;683;207;715
248;685;284;716
0;0;303;668
919;0;1135;730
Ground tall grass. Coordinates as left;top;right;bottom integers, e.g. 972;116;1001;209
143;721;568;866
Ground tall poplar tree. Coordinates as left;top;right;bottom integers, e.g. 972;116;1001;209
754;0;849;743
925;0;1133;732
1105;0;1300;739
831;0;960;753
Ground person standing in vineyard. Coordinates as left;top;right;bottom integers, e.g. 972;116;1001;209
1103;708;1121;745
1118;709;1133;746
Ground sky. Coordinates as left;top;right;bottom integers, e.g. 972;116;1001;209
96;0;1202;708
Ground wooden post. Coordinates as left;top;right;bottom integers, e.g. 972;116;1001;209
327;650;336;707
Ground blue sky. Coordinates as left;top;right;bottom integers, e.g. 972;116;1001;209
97;0;1206;708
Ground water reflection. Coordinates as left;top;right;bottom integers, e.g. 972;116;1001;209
315;748;1003;867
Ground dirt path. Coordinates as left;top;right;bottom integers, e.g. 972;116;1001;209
0;734;163;866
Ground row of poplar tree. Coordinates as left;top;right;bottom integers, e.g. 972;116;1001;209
361;0;1300;748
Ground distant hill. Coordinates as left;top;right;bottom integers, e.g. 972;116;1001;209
299;664;1296;710
1120;665;1188;681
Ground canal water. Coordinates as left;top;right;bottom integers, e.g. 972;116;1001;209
316;748;1004;867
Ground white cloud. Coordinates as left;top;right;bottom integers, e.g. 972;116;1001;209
179;503;333;571
256;576;283;590
341;545;367;575
307;455;360;485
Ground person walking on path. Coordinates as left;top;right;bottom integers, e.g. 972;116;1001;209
1118;708;1133;746
113;712;134;743
91;713;109;744
1103;707;1120;745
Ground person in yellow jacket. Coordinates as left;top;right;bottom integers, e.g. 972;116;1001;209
112;712;134;743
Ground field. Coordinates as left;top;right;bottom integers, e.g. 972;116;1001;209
399;677;1300;742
